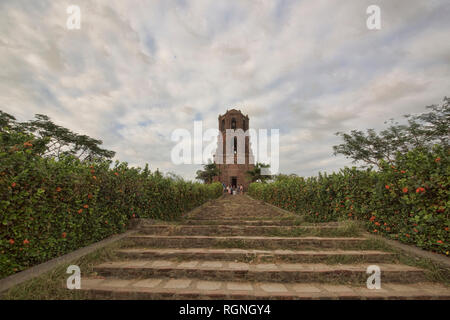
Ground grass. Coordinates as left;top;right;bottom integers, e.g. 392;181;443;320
393;251;450;285
213;239;248;249
349;237;394;251
347;235;450;285
1;241;126;300
137;218;184;225
267;220;363;238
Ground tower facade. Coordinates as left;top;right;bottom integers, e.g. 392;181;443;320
213;109;255;190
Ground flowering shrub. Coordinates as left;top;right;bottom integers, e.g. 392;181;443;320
249;146;449;255
0;131;222;278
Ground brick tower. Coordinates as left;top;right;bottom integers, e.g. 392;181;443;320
213;109;255;190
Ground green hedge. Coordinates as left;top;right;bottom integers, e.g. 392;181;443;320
249;146;449;255
0;131;222;278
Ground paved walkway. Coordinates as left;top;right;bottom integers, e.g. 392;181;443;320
80;195;450;299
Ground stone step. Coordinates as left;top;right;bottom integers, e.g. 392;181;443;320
137;224;347;236
93;261;427;284
116;248;397;263
182;216;296;222
81;278;450;300
176;219;304;226
125;235;368;250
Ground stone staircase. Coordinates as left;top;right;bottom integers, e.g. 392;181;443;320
80;195;450;299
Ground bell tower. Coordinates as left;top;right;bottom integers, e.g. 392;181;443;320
213;109;255;190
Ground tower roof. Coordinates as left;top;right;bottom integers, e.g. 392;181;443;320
219;108;248;119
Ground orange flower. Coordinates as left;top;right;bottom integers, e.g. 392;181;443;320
413;228;418;233
23;239;30;245
401;170;406;174
375;222;380;226
83;204;89;209
373;229;378;233
445;227;449;231
385;185;390;190
386;227;391;231
9;239;14;245
437;240;443;244
92;176;97;180
88;193;93;199
435;157;441;162
132;214;136;218
78;209;83;214
114;172;119;176
11;182;16;188
56;187;62;192
369;216;376;221
416;187;425;194
405;234;410;238
62;232;67;238
402;187;408;193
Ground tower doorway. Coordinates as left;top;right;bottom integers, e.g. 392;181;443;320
231;177;237;188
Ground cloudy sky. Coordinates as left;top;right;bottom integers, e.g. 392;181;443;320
1;0;449;180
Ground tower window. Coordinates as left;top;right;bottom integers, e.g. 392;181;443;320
231;118;236;129
243;119;246;130
233;136;237;153
221;119;225;131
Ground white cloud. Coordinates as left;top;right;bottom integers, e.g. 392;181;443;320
0;0;449;180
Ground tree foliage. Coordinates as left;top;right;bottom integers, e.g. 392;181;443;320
195;161;220;184
0;111;115;161
246;162;271;183
333;97;449;167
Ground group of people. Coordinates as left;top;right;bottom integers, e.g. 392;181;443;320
223;183;244;195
